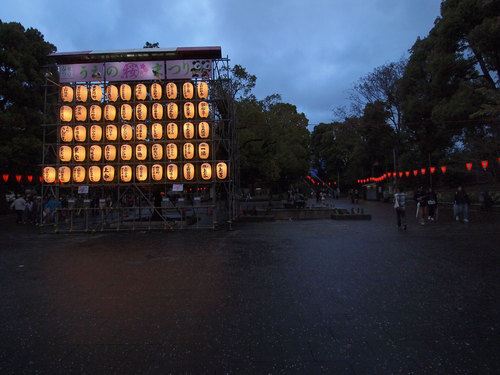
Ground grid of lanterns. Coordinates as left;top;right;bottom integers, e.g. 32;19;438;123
43;81;228;184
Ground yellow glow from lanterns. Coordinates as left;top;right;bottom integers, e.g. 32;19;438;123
201;163;212;180
216;162;228;179
183;163;195;181
75;105;87;121
121;124;133;141
152;143;163;160
152;102;163;120
166;82;177;99
152;123;163;140
61;86;74;102
60;125;73;142
73;145;86;162
89;145;102;161
104;104;116;121
72;166;85;183
103;165;115;182
183;122;194;139
121;104;132;121
89;104;102;121
106;124;118;141
198;122;210;138
75;85;88;102
198;101;209;118
184;102;195;119
121;144;132;161
59;146;72;162
136;123;147;140
183;143;195;159
183;82;194;99
197;81;209;99
136;164;148;181
90;125;102;141
60;106;73;122
43;167;56;183
90;85;103;101
120;165;132;182
74;125;86;142
136;144;147;160
151;164;163;181
167;103;178;119
106;85;118;102
58;166;71;183
166;123;178;139
104;144;117;161
135;83;147;100
120;84;132;101
167;164;178;180
198;142;210;159
135;103;147;121
151;83;162;100
166;143;178;159
89;166;101;182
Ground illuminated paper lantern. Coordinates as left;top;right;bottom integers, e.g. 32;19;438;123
183;82;194;99
120;84;132;101
151;83;162;100
106;124;118;141
75;85;88;102
152;102;163;120
184;102;195;119
60;106;72;122
430;167;436;174
166;143;178;159
198;122;210;138
136;144;147;160
216;162;228;179
201;163;211;180
90;85;103;101
136;123;147;140
151;164;163;181
197;81;208;99
89;166;101;182
74;125;86;142
73;145;86;162
121;104;133;121
166;82;177;99
135;103;147;121
102;165;115;182
441;166;447;174
75;105;87;122
89;105;101;121
61;86;74;102
60;125;73;142
183;122;194;139
104;144;117;161
58;166;71;183
466;162;473;171
183;163;195;181
136;164;147;181
198;101;209;118
121;124;133;141
152;143;163;160
120;165;132;182
166;164;178;180
43;167;56;183
72;166;85;183
89;145;102;161
106;85;119;102
59;146;72;162
121;144;132;161
198;142;209;159
481;160;488;170
135;83;147;100
413;170;418;176
104;104;116;121
90;125;102;141
405;171;410;177
183;143;195;159
166;122;178;139
421;168;426;175
152;123;163;140
167;103;178;119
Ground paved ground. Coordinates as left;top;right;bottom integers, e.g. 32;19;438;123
0;199;498;374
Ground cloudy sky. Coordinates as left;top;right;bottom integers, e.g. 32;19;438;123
2;0;441;125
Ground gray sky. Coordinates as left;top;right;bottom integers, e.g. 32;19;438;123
2;0;441;125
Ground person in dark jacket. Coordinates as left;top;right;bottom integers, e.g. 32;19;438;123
427;187;438;221
454;186;470;222
414;186;427;225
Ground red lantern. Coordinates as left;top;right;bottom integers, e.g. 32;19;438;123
421;168;426;175
392;172;396;177
39;176;42;183
2;174;8;182
466;162;473;171
398;172;403;178
413;170;418;176
441;166;447;174
430;167;436;174
405;171;410;177
16;175;21;183
27;175;33;183
481;160;488;170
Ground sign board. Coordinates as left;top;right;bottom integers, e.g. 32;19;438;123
78;185;89;194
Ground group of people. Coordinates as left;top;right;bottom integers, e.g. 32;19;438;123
9;195;40;224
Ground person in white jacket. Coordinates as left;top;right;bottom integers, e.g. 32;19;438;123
10;195;26;224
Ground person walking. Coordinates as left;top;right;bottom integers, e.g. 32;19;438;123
427;187;438;221
454;186;470;222
394;187;407;231
414;186;427;225
10;195;26;224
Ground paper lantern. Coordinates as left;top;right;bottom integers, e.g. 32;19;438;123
198;122;210;138
405;171;410;177
166;123;178;139
120;144;132;161
166;82;177;99
74;125;86;142
104;104;116;121
61;86;74;102
136;165;148;181
121;104;132;120
58;166;71;183
59;146;72;162
166;164;178;180
89;145;102;161
413;170;418;176
60;106;73;122
198;102;209;118
27;175;33;183
197;81;208;99
481;160;488;170
136;123;147;140
201;163;211;180
106;85;119;102
72;166;85;183
167;103;178;119
152;103;163;120
121;124;133;141
75;85;88;102
151;123;163;140
120;165;132;182
135;103;147;121
136;144;147;160
441;166;447;174
151;83;162;100
102;165;115;182
106;124;118;141
120;84;132;101
90;125;102;141
104;145;117;161
183;82;194;99
73;145;86;162
87;105;101;121
183;122;194;139
74;105;87;121
198;142;209;159
421;168;426;175
183;143;195;159
398;172;403;178
135;83;147;100
216;162;228;179
152;143;163;160
466;162;473;171
184;102;195;119
43;167;56;183
151;164;163;181
430;167;436;174
89;166;101;182
183;163;195;181
166;143;178;159
60;125;73;142
90;85;103;101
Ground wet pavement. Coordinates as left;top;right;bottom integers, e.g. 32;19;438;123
0;199;498;374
